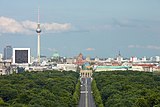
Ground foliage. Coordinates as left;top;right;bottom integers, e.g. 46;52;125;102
72;80;80;106
92;80;104;107
93;71;160;107
0;70;79;107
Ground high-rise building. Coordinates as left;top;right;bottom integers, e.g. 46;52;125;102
3;46;12;60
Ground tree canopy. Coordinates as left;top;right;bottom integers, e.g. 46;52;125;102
0;70;79;107
93;71;160;107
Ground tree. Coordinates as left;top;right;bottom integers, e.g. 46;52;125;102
135;98;149;107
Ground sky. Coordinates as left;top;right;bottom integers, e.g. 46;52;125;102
0;0;160;58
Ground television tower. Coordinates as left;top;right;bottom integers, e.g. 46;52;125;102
36;8;41;64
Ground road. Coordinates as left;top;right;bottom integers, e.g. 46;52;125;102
78;78;96;107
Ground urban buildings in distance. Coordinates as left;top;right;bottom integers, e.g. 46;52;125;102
1;45;160;75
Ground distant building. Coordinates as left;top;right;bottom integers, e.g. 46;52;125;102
0;61;12;75
130;56;138;62
95;66;129;72
66;58;76;64
3;45;12;60
86;56;91;62
151;56;160;62
132;64;154;72
62;57;67;63
52;52;60;59
76;53;85;65
57;64;77;71
106;58;113;62
141;56;147;62
12;48;31;64
95;57;99;62
51;52;60;62
0;53;3;61
116;51;123;63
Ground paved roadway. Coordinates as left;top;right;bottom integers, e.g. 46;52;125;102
78;78;96;107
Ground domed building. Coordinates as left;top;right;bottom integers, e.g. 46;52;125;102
53;52;60;59
51;52;60;62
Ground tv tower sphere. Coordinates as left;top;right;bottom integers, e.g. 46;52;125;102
36;24;41;33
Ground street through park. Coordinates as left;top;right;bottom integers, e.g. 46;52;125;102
78;78;96;107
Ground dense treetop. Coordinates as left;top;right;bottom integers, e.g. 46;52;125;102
93;71;160;107
0;70;79;107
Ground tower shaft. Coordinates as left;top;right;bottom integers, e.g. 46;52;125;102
37;33;40;63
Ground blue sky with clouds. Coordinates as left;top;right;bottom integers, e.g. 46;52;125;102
0;0;160;58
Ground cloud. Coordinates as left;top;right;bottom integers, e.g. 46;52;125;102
128;45;144;48
47;48;57;52
112;18;138;28
112;18;160;29
86;48;95;51
42;23;71;32
128;45;160;50
22;20;37;31
87;18;159;31
88;18;160;32
147;45;160;50
0;16;71;35
88;25;113;31
0;16;27;33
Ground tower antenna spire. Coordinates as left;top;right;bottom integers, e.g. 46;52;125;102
119;51;121;56
38;7;40;23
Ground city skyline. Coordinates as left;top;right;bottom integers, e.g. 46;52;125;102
0;0;160;57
